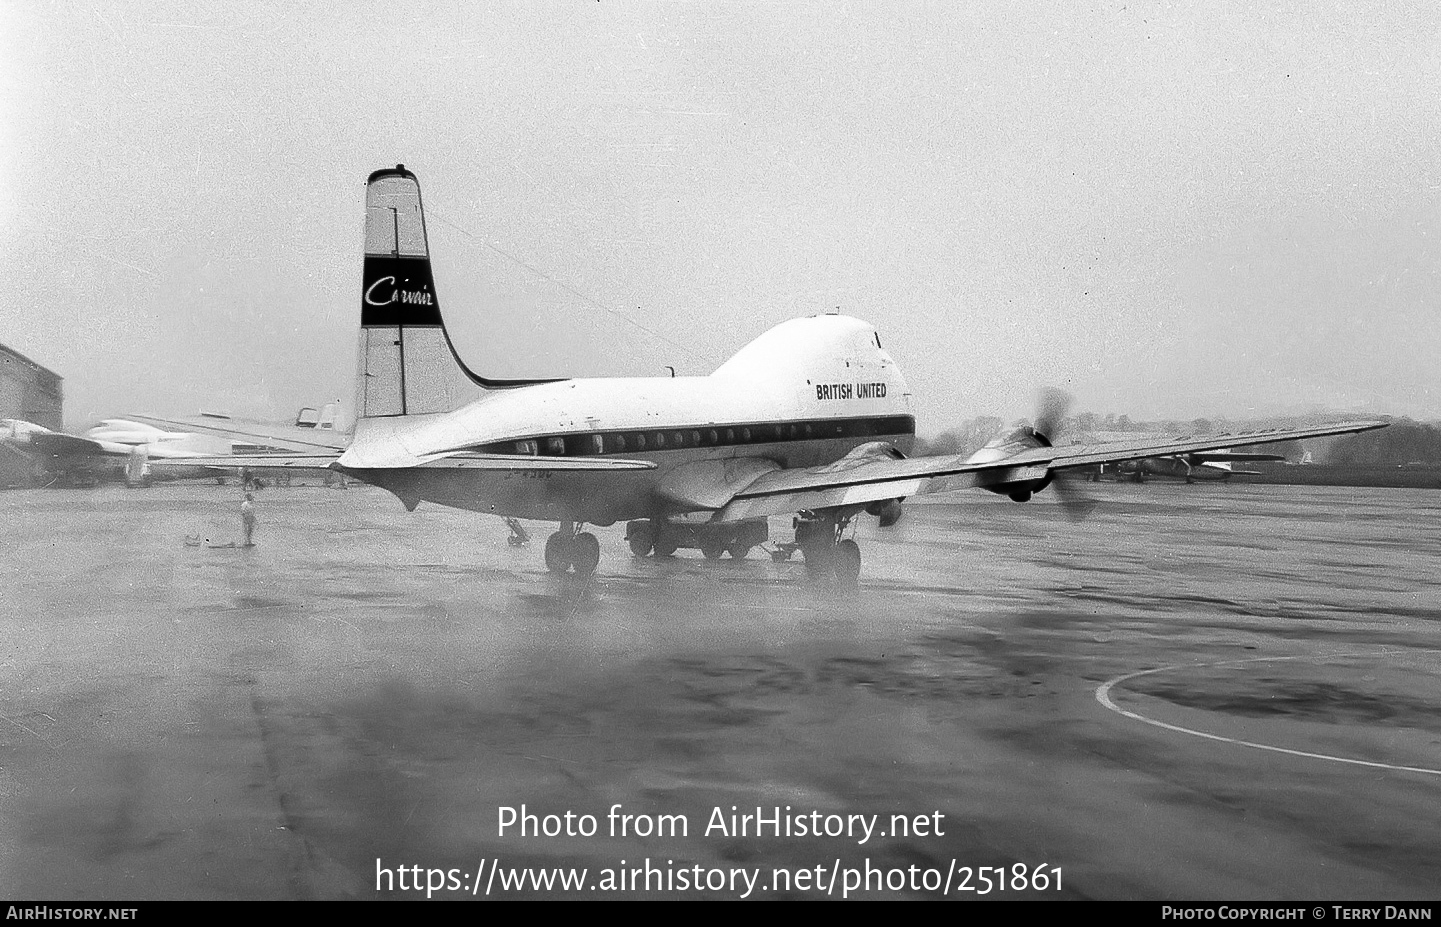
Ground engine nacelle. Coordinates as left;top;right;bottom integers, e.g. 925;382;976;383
970;426;1054;502
865;498;904;527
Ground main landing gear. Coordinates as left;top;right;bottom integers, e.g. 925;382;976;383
794;511;862;590
545;521;601;576
623;518;767;560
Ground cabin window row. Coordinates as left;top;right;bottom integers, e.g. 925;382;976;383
487;416;914;458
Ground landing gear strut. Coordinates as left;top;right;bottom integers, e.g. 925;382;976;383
545;521;601;576
796;511;862;589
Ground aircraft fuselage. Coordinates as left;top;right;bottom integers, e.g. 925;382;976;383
337;315;917;525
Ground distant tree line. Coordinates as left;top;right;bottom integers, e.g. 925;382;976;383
1325;420;1441;467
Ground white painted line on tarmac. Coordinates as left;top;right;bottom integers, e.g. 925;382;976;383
1096;650;1441;777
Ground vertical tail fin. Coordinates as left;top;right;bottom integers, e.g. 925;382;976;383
358;165;556;419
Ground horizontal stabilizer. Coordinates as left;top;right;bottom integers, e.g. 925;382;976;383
148;454;341;471
125;413;350;451
28;432;104;457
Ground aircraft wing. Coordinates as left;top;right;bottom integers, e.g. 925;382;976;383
1185;451;1285;463
1016;421;1387;471
713;420;1387;521
146;452;657;472
124;413;350;452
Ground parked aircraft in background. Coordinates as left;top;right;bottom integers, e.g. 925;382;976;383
167;165;1386;587
1085;450;1285;483
1063;430;1291;483
2;406;345;487
3;418;233;485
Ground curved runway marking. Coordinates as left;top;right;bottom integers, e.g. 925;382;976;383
1095;650;1441;777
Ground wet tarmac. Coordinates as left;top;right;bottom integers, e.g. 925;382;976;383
1;482;1438;900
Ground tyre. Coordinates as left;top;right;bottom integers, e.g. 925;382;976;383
544;532;571;573
727;543;751;559
572;532;601;575
835;539;861;588
628;524;654;557
701;543;725;560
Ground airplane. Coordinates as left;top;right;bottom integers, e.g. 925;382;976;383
1093;452;1283;483
1070;435;1287;483
2;418;233;485
3;414;331;487
168;165;1387;587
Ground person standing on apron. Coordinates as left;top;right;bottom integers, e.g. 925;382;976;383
241;493;257;547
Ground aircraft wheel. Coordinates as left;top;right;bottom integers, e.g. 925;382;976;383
572;532;601;576
628;524;654;557
544;532;572;573
701;543;725;560
727;543;751;560
834;539;861;588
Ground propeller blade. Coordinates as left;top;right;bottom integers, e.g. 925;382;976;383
1034;387;1073;443
1050;470;1098;522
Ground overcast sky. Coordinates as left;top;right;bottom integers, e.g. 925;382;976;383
3;1;1438;432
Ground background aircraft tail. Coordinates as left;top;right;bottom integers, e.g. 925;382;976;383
358;165;555;420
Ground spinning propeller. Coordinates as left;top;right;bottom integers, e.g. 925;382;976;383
1030;387;1097;523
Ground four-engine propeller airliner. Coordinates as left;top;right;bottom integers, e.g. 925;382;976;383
177;165;1386;586
1095;451;1283;483
5;418;239;486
